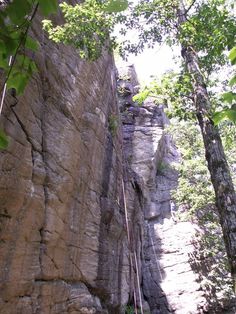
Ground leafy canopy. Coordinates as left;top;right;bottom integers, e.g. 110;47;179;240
119;0;236;72
129;0;236;124
42;0;125;61
213;46;236;125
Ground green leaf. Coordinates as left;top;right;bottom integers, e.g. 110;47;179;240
25;36;39;52
221;91;236;104
226;109;236;123
4;36;18;54
229;75;236;87
6;0;31;24
212;111;228;125
0;54;8;70
28;61;38;75
0;130;9;149
0;40;6;54
38;0;58;16
7;71;30;95
104;0;128;12
213;107;236;125
229;47;236;65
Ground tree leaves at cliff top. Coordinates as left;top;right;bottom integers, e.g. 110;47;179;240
42;0;128;61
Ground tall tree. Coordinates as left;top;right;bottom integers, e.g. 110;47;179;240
119;0;236;290
178;0;236;291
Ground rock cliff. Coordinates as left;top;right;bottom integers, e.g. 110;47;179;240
0;15;235;314
0;14;129;313
118;64;235;314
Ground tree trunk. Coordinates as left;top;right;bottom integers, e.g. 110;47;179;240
178;2;236;292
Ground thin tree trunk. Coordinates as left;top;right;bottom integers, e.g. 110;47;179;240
178;2;236;292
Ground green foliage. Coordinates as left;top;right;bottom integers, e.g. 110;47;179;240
42;0;127;61
133;87;151;105
213;107;236;125
104;0;128;13
0;0;127;149
229;46;236;65
179;0;236;73
170;119;236;217
213;46;236;125
117;0;178;56
119;0;236;74
0;0;58;149
38;0;58;16
108;113;119;136
133;71;195;120
0;0;127;99
0;0;38;94
125;305;135;314
169;122;215;218
0;0;57;96
169;120;235;303
123;305;150;314
156;161;170;173
0;129;9;149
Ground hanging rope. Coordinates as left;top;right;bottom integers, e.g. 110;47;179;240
122;178;144;314
134;251;144;314
148;223;163;281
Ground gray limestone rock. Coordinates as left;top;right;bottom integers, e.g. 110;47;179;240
119;65;235;314
0;14;128;314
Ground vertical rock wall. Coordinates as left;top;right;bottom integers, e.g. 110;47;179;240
119;65;235;314
0;16;129;314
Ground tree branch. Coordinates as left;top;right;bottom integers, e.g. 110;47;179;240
185;0;198;17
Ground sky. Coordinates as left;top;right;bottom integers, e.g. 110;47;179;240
126;45;180;84
114;23;180;85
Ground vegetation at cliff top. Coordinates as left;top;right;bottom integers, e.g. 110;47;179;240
0;0;127;148
0;0;127;96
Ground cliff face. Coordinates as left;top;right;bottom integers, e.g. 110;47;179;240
118;65;235;314
0;18;235;314
0;16;129;313
119;67;205;314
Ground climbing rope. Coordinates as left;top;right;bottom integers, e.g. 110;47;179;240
122;178;144;314
134;251;144;314
147;223;163;281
